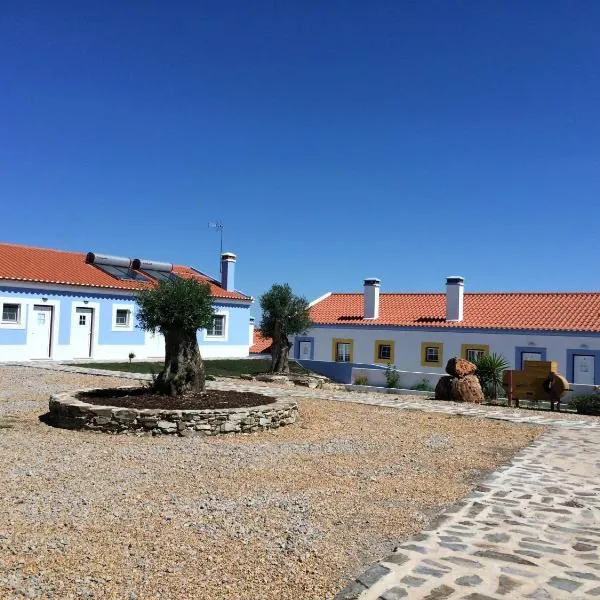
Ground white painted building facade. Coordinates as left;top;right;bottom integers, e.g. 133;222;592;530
292;277;600;391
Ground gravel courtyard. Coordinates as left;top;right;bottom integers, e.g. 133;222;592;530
0;366;542;599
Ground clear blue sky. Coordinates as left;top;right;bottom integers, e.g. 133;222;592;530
2;1;599;315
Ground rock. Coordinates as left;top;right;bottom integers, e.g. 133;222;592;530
453;375;484;404
435;366;484;404
157;420;177;433
239;374;255;381
445;357;477;378
293;377;321;389
221;422;240;433
435;376;453;400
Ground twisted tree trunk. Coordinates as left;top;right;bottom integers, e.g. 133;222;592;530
270;333;291;374
154;328;205;396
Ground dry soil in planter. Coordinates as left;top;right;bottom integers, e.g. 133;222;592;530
76;387;276;410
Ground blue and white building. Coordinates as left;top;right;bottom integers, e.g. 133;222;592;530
0;242;254;361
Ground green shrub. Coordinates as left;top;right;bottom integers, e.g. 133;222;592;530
568;394;600;415
411;378;433;392
353;375;369;386
473;352;509;400
385;365;401;389
206;374;216;382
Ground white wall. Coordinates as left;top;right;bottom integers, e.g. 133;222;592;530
300;325;600;381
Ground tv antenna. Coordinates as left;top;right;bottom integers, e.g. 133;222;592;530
208;221;224;273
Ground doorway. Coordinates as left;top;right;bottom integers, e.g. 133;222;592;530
72;307;94;358
31;305;53;359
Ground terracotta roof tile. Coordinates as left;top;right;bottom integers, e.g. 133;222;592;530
250;329;272;354
0;242;251;301
310;292;600;333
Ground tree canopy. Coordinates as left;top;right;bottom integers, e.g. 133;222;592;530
259;283;312;373
137;278;215;335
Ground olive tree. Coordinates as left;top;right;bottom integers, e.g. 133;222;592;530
136;278;215;396
259;283;312;373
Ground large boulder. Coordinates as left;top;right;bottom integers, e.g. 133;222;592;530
435;374;484;404
452;374;485;404
445;357;477;378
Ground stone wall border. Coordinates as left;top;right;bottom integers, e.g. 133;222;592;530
48;386;299;436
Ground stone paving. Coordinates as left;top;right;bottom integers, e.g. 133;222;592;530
335;427;600;600
4;361;600;598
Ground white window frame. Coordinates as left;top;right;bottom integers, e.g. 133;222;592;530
425;346;439;363
0;300;26;330
336;342;352;362
111;303;135;332
204;311;229;342
466;348;485;362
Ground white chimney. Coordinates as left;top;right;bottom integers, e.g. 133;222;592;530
446;276;464;322
221;252;236;291
363;278;381;320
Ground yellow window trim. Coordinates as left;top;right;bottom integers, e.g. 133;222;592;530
421;341;443;368
374;340;395;364
332;338;354;362
461;344;490;361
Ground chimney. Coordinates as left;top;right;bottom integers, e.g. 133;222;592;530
363;278;381;319
221;252;236;291
446;276;464;322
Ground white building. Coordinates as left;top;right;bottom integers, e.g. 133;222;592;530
292;277;600;391
0;242;254;362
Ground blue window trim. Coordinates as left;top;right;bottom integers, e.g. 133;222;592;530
294;336;314;360
566;349;600;385
514;346;547;370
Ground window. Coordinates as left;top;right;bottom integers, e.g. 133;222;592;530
379;345;391;360
207;315;225;337
466;349;484;362
374;340;395;364
332;338;353;363
421;342;443;367
2;303;20;323
336;343;351;362
79;315;87;326
115;309;130;327
426;347;439;362
461;344;489;363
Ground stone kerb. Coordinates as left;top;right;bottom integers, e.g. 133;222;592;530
48;387;298;436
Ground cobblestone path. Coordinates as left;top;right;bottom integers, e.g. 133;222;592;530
336;427;600;599
5;362;600;598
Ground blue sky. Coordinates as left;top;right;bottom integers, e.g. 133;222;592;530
1;1;599;315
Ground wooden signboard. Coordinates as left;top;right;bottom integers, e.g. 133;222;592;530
502;360;568;410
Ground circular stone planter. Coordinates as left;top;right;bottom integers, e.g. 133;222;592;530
48;387;299;436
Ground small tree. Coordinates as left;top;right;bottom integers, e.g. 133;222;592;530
136;278;215;396
259;283;312;373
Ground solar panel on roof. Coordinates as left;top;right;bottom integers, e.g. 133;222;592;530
143;269;179;282
94;264;150;282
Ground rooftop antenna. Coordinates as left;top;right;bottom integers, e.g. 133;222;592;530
208;221;224;274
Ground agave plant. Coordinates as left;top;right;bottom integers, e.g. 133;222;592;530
474;352;510;400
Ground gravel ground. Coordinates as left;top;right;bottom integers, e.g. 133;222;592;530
0;366;542;599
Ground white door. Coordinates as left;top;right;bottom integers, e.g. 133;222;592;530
30;305;53;359
574;355;595;385
72;307;93;358
299;341;312;360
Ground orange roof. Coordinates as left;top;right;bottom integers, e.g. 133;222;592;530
250;329;272;354
0;242;251;301
310;292;600;333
